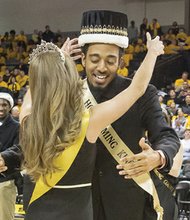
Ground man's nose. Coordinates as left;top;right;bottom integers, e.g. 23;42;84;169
97;60;107;72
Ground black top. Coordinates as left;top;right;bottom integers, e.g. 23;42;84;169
0;114;20;182
24;138;96;220
90;75;180;220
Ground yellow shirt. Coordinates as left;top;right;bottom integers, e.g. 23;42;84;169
76;64;84;73
0;81;8;88
176;32;188;41
174;79;190;88
185;36;190;45
134;44;146;53
165;34;176;42
0;71;5;77
122;54;133;67
7;50;17;60
16;75;29;87
0;56;6;65
8;83;21;91
164;44;180;54
15;34;27;44
0;47;4;54
125;44;134;54
117;67;128;77
185;116;190;129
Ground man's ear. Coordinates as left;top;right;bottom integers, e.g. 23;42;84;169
81;53;86;67
119;57;123;66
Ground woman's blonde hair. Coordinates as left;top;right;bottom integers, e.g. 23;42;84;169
20;49;84;182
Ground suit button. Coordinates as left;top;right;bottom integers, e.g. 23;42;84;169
99;171;103;176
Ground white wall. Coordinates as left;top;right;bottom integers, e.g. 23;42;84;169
0;0;185;34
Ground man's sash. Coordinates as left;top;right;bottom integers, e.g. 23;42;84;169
29;110;90;205
83;80;163;220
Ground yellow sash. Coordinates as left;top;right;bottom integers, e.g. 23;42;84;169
29;110;90;205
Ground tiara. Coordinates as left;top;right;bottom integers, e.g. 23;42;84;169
28;40;65;64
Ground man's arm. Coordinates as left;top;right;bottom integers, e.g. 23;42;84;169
116;85;180;178
0;145;22;175
140;84;180;171
0;124;21;175
0;154;7;173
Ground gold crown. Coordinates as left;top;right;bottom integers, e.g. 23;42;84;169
28;40;65;64
80;25;128;36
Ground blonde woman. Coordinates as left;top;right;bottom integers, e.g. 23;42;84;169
20;33;164;220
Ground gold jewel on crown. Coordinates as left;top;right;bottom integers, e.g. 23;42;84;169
80;25;128;36
28;40;65;64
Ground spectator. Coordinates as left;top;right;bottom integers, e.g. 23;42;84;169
15;30;27;44
174;71;190;91
0;87;20;220
172;108;187;139
165;28;176;42
3;68;11;83
14;97;23;113
42;25;55;42
128;20;138;44
181;127;190;162
171;21;179;35
0;75;8;88
167;101;178;118
16;70;29;88
176;27;188;43
8;76;20;101
180;94;190;115
11;106;20;122
117;58;128;77
140;18;149;42
31;29;40;44
149;18;162;38
165;89;180;106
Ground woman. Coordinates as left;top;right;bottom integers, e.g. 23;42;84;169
20;33;164;220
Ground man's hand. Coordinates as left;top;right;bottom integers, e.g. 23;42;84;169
61;37;81;60
146;32;164;56
116;137;162;179
0;154;7;173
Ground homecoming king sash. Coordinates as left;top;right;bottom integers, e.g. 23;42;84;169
83;80;163;220
29;110;90;205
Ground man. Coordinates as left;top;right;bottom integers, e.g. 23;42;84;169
174;71;190;91
181;94;190;115
42;25;55;42
77;10;180;220
0;87;21;220
181;127;190;162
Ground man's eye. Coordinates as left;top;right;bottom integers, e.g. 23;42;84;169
107;61;115;65
91;59;99;63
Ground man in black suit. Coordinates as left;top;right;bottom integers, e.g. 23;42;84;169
78;10;180;220
0;87;21;220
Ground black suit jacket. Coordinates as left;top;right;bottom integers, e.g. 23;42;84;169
89;75;180;220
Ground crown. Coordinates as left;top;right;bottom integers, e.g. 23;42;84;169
78;10;129;48
28;40;65;64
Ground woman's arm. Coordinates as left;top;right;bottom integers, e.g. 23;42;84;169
87;33;164;142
